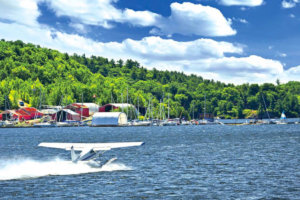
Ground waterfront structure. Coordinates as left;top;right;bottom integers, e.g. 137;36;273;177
0;107;43;121
52;109;81;121
91;112;127;126
65;103;89;117
76;103;100;115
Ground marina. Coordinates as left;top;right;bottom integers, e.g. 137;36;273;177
0;125;299;199
0;0;299;199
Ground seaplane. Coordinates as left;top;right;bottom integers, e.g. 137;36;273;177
38;142;144;167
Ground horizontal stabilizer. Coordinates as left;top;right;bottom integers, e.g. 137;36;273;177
38;142;144;151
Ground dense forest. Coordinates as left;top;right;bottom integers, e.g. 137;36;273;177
0;39;299;119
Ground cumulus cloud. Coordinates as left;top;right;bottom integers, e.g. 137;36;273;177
282;65;300;82
282;0;299;8
219;0;264;6
153;2;236;37
44;1;235;37
121;9;160;27
122;37;243;61
0;0;41;26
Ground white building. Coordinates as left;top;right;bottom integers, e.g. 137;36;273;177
91;112;128;127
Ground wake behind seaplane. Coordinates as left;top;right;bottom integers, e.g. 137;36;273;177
38;142;144;167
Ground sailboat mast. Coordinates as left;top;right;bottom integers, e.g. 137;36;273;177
137;96;139;120
168;94;170;119
127;86;128;116
151;97;154;120
111;92;113;112
121;92;124;113
204;93;206;120
261;94;270;120
159;99;162;120
4;95;6;111
81;93;83;121
162;94;165;120
193;101;194;120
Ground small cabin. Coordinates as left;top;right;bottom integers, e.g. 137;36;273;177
91;112;127;127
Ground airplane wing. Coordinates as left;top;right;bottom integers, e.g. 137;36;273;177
38;142;144;151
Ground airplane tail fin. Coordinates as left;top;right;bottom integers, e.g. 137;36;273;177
71;146;79;163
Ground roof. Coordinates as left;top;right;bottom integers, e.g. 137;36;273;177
66;103;88;109
56;109;80;116
22;107;39;113
75;103;99;107
93;112;125;118
92;112;127;126
42;105;62;110
107;103;135;108
40;109;57;115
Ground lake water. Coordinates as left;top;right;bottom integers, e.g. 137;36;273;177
0;125;299;199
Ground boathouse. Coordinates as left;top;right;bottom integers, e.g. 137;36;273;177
20;107;43;119
0;107;43;121
75;103;100;115
0;110;13;121
91;112;127;126
65;103;89;117
52;109;81;121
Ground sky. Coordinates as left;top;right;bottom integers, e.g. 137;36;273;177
0;0;299;84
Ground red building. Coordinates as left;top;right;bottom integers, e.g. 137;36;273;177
64;103;89;117
14;109;32;120
20;107;43;119
0;107;43;121
0;110;26;121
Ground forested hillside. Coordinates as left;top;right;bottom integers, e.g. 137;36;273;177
0;39;299;119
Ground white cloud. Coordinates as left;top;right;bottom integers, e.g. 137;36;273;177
151;55;283;84
153;2;236;37
45;0;122;28
290;14;295;18
46;0;160;28
278;53;287;57
69;23;87;34
232;17;248;24
45;1;235;37
219;0;264;7
0;0;41;26
121;9;160;27
282;0;299;8
122;37;243;61
239;19;248;23
282;65;300;82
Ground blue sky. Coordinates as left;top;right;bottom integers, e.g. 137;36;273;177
0;0;299;84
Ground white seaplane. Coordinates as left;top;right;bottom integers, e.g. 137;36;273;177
38;142;144;167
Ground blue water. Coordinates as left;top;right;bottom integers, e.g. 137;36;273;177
0;125;299;199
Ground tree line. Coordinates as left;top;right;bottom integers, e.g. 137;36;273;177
0;39;299;119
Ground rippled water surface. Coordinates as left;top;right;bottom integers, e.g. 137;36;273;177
0;125;299;199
